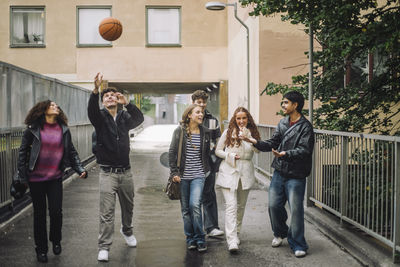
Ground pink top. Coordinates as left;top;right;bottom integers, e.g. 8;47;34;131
29;122;64;182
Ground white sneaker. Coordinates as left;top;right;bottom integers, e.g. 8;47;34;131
97;250;108;262
228;242;239;253
295;250;306;258
271;237;283;247
120;229;137;247
208;228;224;237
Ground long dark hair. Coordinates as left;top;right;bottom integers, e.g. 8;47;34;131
24;100;68;127
225;107;260;147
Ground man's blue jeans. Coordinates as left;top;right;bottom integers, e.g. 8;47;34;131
180;177;206;245
269;170;308;252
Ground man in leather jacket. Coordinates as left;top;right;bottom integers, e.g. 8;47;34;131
243;91;314;258
88;73;144;262
191;90;224;237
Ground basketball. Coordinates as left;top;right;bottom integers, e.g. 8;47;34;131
99;17;123;41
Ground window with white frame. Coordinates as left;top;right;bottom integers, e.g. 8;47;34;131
146;7;181;46
10;7;45;47
77;7;111;46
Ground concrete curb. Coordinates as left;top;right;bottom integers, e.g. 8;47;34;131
254;170;395;267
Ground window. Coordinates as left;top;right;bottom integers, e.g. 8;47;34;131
146;6;181;47
10;6;45;47
345;51;388;87
77;6;111;47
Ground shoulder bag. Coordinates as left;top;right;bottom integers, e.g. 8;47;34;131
165;127;183;200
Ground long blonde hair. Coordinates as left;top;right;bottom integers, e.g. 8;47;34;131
180;104;201;148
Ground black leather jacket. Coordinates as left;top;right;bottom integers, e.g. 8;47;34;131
17;123;86;183
254;116;315;179
202;109;221;173
88;93;144;167
169;125;211;178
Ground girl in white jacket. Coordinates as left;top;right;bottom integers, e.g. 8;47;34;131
215;107;260;252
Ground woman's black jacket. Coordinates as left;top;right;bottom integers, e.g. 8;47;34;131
17;123;86;183
254;115;315;179
168;125;211;178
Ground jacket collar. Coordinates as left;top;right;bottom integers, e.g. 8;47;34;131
204;109;212;118
28;122;67;137
284;115;307;126
102;107;122;121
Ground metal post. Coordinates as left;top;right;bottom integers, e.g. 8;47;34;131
393;141;400;262
232;3;250;111
308;24;313;125
306;148;314;207
340;136;349;225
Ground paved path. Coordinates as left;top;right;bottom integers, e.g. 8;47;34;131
0;153;360;266
0;125;362;266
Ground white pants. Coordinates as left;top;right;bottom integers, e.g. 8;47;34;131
221;180;250;246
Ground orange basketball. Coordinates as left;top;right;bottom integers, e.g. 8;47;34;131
99;17;123;41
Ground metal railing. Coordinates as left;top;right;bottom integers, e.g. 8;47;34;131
0;61;94;211
0;124;94;209
253;124;400;262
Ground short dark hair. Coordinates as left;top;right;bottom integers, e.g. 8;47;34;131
191;90;209;102
283;91;304;113
101;88;117;101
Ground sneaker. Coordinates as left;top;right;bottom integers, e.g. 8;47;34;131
97;250;109;262
208;228;224;237
52;243;62;255
197;243;208;252
120;228;137;247
36;252;48;263
187;241;197;250
271;237;283;247
228;242;239;253
236;238;241;245
295;250;306;258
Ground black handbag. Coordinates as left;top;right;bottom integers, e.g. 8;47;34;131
165;127;183;200
10;172;27;200
165;175;180;200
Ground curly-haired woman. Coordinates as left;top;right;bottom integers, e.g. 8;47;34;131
215;107;260;252
17;100;87;263
169;104;211;252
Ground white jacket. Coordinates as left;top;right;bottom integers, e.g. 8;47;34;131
215;129;258;191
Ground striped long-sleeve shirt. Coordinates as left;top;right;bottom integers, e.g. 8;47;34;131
182;133;205;180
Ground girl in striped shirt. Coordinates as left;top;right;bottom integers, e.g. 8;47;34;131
169;104;211;252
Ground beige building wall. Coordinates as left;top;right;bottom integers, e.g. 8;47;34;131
225;2;259;121
258;15;309;125
224;2;309;125
0;0;228;88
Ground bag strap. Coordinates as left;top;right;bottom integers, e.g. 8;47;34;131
177;126;184;168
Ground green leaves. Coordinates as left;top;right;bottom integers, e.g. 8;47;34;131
242;0;400;135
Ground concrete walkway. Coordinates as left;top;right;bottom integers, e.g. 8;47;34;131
0;150;361;266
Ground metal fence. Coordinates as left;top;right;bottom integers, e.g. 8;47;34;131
0;124;93;209
253;124;400;262
0;61;94;210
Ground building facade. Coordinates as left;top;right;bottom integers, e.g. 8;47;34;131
0;0;311;126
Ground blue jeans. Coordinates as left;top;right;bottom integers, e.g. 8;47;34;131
269;170;308;252
180;177;206;245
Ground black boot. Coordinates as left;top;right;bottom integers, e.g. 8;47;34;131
53;243;62;255
35;248;48;263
